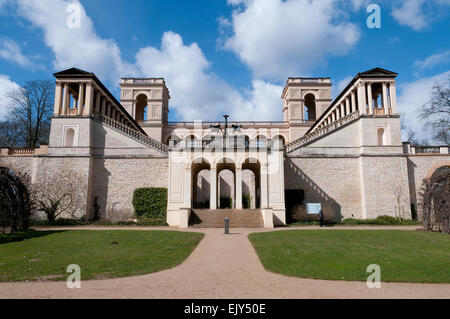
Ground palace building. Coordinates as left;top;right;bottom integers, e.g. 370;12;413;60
1;67;449;227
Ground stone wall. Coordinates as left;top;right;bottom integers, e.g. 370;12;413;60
406;155;450;216
284;156;361;221
91;156;168;221
359;155;411;219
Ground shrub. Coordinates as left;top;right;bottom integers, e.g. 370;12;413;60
243;194;251;209
132;188;168;222
30;218;88;226
220;196;232;209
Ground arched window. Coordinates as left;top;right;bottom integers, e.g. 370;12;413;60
377;128;385;146
65;128;75;147
136;94;148;121
304;93;316;122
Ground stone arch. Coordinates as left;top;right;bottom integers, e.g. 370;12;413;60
304;93;316;122
242;157;261;209
271;134;286;149
191;159;211;209
135;93;148;121
426;162;450;180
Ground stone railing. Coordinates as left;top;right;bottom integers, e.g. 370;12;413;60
285;111;360;153
0;146;48;156
409;146;449;155
95;113;168;153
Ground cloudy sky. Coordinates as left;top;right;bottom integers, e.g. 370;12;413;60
0;0;449;141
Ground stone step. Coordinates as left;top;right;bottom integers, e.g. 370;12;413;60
189;209;264;228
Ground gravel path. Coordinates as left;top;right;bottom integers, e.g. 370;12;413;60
1;226;449;299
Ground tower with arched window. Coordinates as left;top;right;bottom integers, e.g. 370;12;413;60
120;78;170;142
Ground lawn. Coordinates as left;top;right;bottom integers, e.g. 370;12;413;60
0;230;203;282
249;230;450;283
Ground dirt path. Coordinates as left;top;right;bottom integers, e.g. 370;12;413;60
1;226;449;299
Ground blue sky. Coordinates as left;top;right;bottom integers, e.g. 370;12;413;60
0;0;449;140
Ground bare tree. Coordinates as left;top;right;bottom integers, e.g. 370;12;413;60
0;120;21;147
419;167;450;234
420;76;450;144
7;80;54;148
33;169;87;222
390;178;406;219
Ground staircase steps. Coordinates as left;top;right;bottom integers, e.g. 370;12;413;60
189;209;264;228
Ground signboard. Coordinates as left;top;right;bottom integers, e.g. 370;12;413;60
306;203;322;215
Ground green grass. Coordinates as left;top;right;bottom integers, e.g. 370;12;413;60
249;230;450;283
0;230;203;282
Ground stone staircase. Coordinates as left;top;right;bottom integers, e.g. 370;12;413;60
189;209;264;228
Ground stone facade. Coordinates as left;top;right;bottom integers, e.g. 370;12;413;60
1;67;448;228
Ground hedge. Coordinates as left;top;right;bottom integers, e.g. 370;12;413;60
132;187;168;222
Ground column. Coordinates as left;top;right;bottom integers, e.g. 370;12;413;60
210;166;217;209
331;110;336;122
367;82;373;115
351;90;356;113
357;81;366;115
95;93;100;113
184;167;192;208
340;103;345;118
389;82;398;114
235;166;243;209
345;97;350;115
77;83;85;115
101;98;106;115
260;165;268;209
53;82;63;115
62;82;70;115
382;82;389;115
85;82;94;115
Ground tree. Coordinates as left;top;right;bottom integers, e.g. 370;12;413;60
0;120;21;147
33;169;87;222
420;76;450;144
0;168;33;233
419;167;450;234
7;80;54;148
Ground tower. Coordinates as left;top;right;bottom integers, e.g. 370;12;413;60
120;78;170;142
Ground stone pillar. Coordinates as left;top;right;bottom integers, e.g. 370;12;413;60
382;82;389;115
389;82;398;114
62;82;70;115
236;165;242;209
340;103;345;118
54;82;63;115
95;93;100;113
85;82;94;115
210;166;217;209
77;83;85;115
331;110;336;122
351;89;356;113
184;167;192;208
260;165;268;209
101;98;106;115
357;81;366;115
367;82;373;115
345;97;350;115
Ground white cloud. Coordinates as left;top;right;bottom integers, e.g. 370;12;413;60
0;74;20;119
136;31;283;121
391;0;427;31
333;75;353;99
0;38;36;68
413;50;450;73
222;0;360;80
397;71;450;142
391;0;450;31
14;0;135;84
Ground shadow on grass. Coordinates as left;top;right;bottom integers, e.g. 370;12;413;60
0;230;66;244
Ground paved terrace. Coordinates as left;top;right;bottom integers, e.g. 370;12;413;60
1;226;449;299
